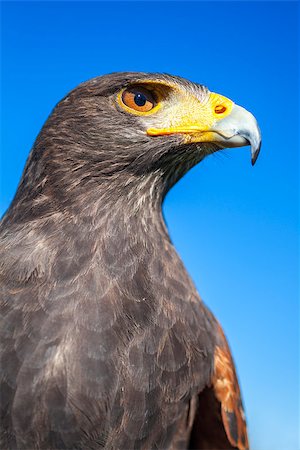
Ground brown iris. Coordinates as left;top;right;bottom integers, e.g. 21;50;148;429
121;86;156;112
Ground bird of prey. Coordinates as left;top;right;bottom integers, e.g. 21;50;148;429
0;72;261;450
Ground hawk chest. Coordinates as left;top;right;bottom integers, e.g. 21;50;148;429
75;244;215;401
100;270;214;449
54;243;215;448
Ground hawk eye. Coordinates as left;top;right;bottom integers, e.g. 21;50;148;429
121;86;156;113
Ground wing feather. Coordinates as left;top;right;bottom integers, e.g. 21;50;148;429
189;323;249;450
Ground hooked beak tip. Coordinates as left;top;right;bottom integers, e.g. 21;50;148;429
251;141;261;166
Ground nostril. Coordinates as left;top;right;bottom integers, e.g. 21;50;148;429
215;105;227;114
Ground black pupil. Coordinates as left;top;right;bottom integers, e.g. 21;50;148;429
134;92;147;107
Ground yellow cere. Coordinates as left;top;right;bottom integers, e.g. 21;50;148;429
146;91;234;144
209;92;233;119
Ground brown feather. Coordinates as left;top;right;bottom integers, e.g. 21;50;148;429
212;325;249;450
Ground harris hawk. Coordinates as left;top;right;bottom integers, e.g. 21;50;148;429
0;72;261;449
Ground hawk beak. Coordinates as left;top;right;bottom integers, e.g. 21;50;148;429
209;104;261;166
147;92;261;165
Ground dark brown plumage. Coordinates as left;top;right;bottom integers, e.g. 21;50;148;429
0;72;260;449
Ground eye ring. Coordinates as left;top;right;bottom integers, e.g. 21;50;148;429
120;86;157;113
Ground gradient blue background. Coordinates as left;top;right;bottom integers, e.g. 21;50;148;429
1;2;299;449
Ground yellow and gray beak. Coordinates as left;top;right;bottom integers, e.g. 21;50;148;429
209;103;261;165
147;92;261;165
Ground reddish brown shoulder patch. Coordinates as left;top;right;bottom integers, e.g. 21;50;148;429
212;327;249;450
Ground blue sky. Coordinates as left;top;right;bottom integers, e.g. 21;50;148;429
1;2;299;449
